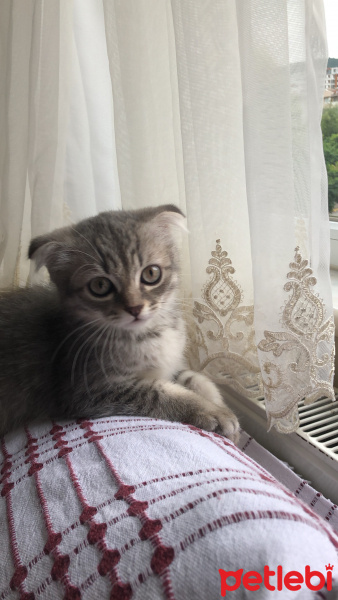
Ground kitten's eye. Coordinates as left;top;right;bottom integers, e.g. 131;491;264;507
141;265;162;285
88;277;114;297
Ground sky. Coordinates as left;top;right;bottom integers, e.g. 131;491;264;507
324;0;338;58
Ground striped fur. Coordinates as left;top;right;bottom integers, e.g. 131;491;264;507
0;206;239;442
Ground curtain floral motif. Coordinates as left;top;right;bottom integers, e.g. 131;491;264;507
187;242;335;435
185;240;263;400
258;248;335;433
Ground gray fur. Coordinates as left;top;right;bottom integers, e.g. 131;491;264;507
0;205;239;442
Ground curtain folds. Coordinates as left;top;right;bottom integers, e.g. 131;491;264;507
0;0;334;433
0;0;75;286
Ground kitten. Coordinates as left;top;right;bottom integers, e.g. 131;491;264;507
0;205;239;442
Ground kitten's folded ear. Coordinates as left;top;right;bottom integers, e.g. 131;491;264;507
149;204;188;233
28;227;72;271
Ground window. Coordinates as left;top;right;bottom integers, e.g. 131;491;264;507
323;1;338;228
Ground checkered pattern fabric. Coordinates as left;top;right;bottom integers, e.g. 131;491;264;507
1;417;337;599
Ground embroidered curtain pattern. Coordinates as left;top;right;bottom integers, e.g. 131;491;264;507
0;0;334;433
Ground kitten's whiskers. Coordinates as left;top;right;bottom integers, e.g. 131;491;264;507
71;263;99;279
52;318;101;362
66;321;103;361
99;325;114;381
63;248;100;263
71;323;104;386
70;227;103;263
83;323;109;398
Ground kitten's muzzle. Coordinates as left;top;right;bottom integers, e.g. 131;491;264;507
125;305;144;318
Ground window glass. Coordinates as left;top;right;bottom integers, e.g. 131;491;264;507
323;0;338;219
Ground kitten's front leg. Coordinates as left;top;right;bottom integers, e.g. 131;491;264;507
176;370;225;407
175;369;240;442
87;378;239;443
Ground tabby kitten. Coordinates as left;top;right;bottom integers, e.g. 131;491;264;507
0;205;239;442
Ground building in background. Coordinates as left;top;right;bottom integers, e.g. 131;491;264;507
326;66;338;89
324;59;338;104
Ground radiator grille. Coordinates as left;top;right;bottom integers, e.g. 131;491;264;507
255;394;338;461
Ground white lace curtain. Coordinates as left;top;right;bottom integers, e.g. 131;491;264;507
0;0;334;433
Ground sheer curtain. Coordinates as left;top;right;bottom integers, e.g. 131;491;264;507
0;0;334;433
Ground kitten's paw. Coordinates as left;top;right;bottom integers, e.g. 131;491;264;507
192;405;240;445
177;370;224;407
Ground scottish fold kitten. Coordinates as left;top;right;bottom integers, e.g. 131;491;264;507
0;205;239;442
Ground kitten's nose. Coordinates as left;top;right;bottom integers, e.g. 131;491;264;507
125;305;143;318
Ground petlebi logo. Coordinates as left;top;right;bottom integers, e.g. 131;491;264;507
219;564;334;596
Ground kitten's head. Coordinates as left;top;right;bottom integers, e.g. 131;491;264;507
28;205;185;330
